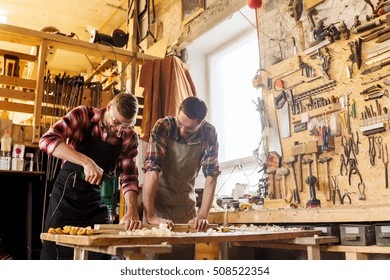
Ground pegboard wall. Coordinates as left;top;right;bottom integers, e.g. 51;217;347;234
261;18;390;210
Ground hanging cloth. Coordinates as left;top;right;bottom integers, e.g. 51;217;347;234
139;56;197;142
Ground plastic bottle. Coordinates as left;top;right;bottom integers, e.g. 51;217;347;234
0;129;12;170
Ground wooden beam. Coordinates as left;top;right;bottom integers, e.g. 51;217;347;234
0;88;35;101
0;49;36;61
0;75;36;89
0;23;157;63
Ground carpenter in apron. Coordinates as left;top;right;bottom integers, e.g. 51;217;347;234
40;125;121;260
154;139;203;259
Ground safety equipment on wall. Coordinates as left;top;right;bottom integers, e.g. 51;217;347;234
89;29;129;48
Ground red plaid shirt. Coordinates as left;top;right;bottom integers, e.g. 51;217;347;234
39;105;139;193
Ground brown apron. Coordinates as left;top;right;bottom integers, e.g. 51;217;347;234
154;139;203;259
154;140;203;223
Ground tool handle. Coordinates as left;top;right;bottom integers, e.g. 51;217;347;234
293;188;300;204
298;155;303;192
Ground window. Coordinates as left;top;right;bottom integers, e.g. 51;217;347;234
208;32;261;163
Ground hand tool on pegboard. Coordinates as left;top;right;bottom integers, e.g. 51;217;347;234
284;156;300;204
291;142;306;192
305;141;320;190
382;143;389;188
306;175;321;208
331;176;342;205
276;167;290;200
319;156;332;201
352;14;390;34
302;157;313;179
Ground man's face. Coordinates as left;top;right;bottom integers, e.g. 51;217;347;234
176;111;203;139
106;103;134;135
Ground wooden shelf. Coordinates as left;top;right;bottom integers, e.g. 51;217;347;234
0;23;157;143
208;203;390;224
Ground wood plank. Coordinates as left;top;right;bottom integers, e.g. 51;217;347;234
323;245;390;254
41;230;321;247
0;88;35;101
208;204;390;224
0;49;36;61
94;223;218;233
0;100;33;114
0;23;157;63
0;75;36;89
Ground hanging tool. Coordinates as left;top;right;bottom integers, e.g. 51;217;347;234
362;26;390;41
319;157;332;201
306;175;321;208
375;136;383;159
284;156;300;204
358;182;366;200
302;157;313;179
331;176;343;205
266;168;277;199
368;136;376;166
351;14;390;34
348;158;363;185
305;141;320;190
361;58;390;74
276;167;290;199
341;189;352;205
340;154;348;176
291;142;306;192
382;143;389;189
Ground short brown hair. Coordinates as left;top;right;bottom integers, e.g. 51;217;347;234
111;92;139;120
179;97;207;123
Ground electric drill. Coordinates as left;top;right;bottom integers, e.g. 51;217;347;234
100;173;118;223
81;172;117;223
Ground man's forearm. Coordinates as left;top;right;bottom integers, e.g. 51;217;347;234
51;142;89;166
141;171;160;219
124;190;138;215
198;176;217;219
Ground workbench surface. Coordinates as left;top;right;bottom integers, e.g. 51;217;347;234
41;229;321;247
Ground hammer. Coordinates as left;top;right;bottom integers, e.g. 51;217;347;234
302;157;313;180
291;142;306;192
284;156;300;204
305;140;321;190
276;167;290;199
319;156;333;201
267;168;277;200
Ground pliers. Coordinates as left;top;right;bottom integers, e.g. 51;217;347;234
348;158;362;185
331;176;343;205
340;154;348;176
341;189;352;205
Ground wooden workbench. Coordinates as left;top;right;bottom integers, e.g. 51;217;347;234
41;229;321;260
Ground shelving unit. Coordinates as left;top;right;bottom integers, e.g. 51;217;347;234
0;23;156;143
